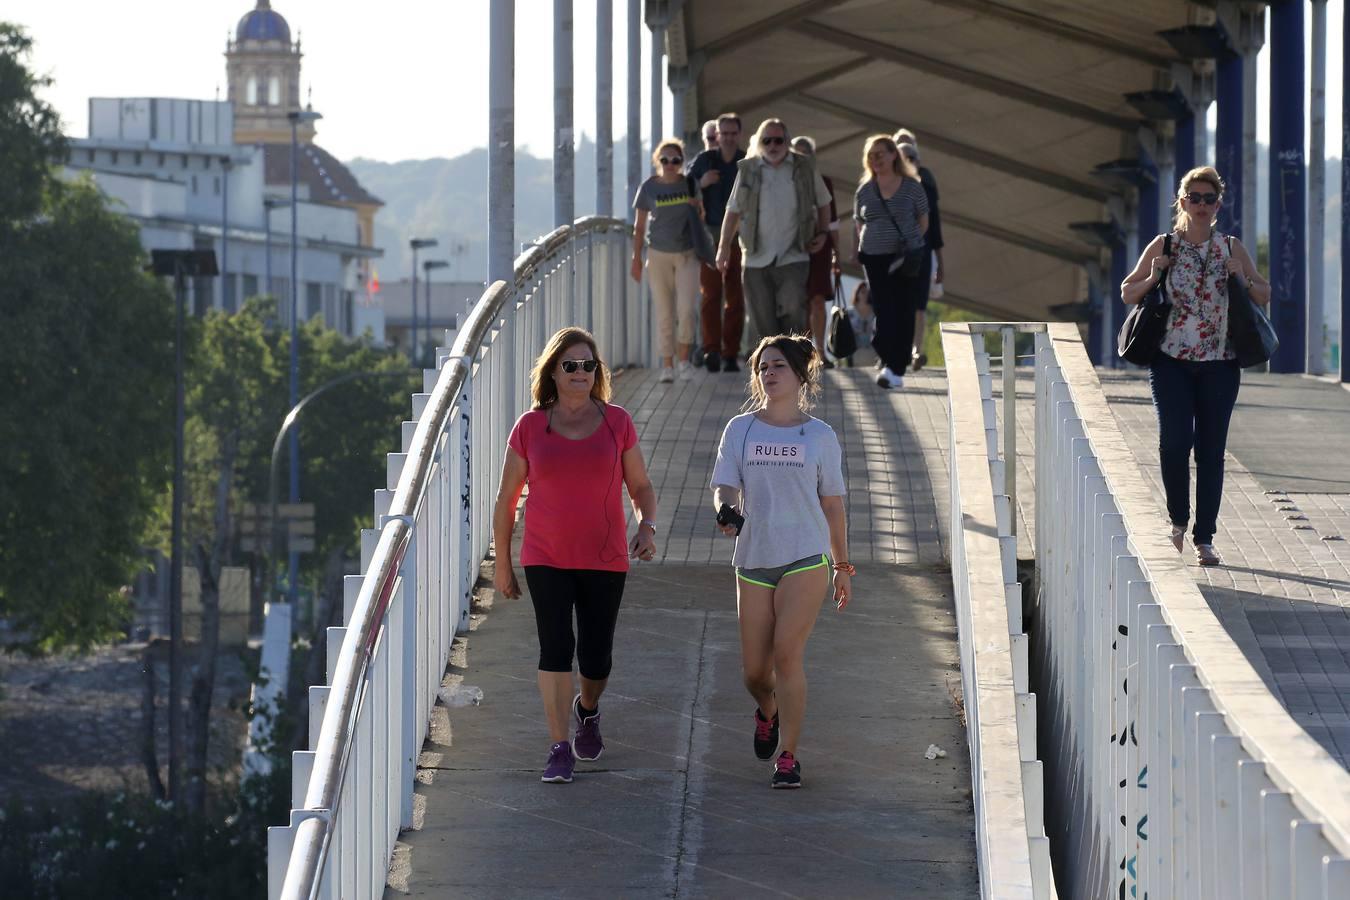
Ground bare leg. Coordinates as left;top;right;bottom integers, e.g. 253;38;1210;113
578;675;607;711
808;294;827;355
771;566;829;754
736;578;777;719
677;343;691;364
538;670;575;743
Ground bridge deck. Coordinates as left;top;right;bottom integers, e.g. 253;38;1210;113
387;365;979;898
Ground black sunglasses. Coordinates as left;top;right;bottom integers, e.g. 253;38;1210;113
760;136;785;146
659;156;683;166
560;359;600;374
1185;191;1220;205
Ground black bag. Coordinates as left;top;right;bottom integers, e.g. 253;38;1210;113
1117;234;1173;365
875;181;924;278
1224;236;1278;367
685;175;717;266
827;278;857;360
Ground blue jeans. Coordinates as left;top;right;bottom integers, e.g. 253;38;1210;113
1148;353;1241;545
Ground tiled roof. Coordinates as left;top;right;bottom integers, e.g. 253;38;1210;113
262;142;383;207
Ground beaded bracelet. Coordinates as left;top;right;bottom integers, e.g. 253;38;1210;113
831;561;855;576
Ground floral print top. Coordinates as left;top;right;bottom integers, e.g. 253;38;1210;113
1159;230;1236;361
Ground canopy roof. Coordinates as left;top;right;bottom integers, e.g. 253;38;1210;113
669;0;1241;321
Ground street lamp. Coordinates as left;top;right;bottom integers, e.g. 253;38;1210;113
422;259;449;364
409;237;438;360
286;106;322;606
263;197;290;314
148;247;218;802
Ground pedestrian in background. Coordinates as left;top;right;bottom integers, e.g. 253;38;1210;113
791;135;839;368
717;118;832;343
701;119;719;153
893;129;945;371
1120;166;1268;567
632;138;703;383
493;327;659;784
850;135;928;390
688;113;747;372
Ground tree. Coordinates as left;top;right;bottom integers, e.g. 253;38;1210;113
0;184;175;651
0;24;66;223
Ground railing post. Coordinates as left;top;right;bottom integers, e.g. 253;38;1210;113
1002;326;1016;537
379;515;418;829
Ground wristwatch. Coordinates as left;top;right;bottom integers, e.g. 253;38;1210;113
639;519;657;533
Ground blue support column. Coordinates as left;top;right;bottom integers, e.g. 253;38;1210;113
1268;0;1307;372
1085;270;1103;366
1215;51;1244;237
1138;153;1161;241
1109;239;1128;366
1343;0;1350;382
1175;112;1196;176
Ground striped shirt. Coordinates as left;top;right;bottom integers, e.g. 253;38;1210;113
854;178;929;255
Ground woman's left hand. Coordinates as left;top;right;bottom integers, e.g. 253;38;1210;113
630;526;657;561
832;570;851;610
1224;256;1244;276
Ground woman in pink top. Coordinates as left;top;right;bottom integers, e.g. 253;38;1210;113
493;327;659;784
1121;166;1270;566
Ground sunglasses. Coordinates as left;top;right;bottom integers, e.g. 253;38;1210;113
1185;191;1220;205
760;136;785;146
659;156;683;166
560;359;600;374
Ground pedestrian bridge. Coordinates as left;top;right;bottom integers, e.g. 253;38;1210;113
263;217;1350;898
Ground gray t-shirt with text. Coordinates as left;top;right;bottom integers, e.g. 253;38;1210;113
633;175;700;253
710;412;846;569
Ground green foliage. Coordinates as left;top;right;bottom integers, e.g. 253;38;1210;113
0;177;175;651
0;775;287;899
0;24;67;223
920;300;1004;367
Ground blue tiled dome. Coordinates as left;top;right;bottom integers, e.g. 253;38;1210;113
236;1;291;43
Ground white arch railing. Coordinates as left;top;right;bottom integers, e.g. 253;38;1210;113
266;216;643;900
943;323;1054;899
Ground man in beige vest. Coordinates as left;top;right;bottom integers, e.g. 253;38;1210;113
715;118;832;342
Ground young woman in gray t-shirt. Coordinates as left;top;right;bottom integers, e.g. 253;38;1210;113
709;334;852;789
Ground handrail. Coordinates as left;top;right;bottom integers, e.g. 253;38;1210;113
1039;321;1350;856
276;216;635;899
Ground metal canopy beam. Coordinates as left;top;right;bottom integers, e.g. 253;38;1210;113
703;0;852;59
815;127;872;156
922;0;1179;69
796;92;1113;202
794;21;1143;133
941;210;1098;265
723;56;872;117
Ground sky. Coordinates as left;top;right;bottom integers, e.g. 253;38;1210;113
6;0;1344;165
9;0;670;162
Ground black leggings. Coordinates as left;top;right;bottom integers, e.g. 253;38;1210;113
859;251;927;373
523;566;627;679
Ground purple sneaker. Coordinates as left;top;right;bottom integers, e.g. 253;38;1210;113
541;741;575;783
572;694;604;761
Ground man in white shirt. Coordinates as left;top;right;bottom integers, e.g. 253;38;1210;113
715;118;832;342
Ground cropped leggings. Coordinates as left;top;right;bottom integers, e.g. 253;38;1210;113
523;566;627;679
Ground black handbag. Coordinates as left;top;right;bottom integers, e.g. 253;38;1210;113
1224;236;1278;367
1117;233;1173;365
827;277;857;360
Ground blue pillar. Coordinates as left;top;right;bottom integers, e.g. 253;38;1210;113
1085;272;1103;366
1138;151;1161;241
1268;0;1307;372
1215;52;1244;237
1343;0;1349;382
1175;112;1196;176
1109;239;1128;366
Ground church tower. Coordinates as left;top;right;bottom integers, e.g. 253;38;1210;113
225;0;314;144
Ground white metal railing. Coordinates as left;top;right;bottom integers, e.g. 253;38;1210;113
266;216;643;900
943;323;1054;899
1029;322;1350;898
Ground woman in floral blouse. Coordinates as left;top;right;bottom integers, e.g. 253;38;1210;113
1120;166;1270;566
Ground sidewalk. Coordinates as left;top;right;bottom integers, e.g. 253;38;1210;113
1098;369;1350;767
386;366;977;898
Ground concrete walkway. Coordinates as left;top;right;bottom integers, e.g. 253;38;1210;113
387;365;977;898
